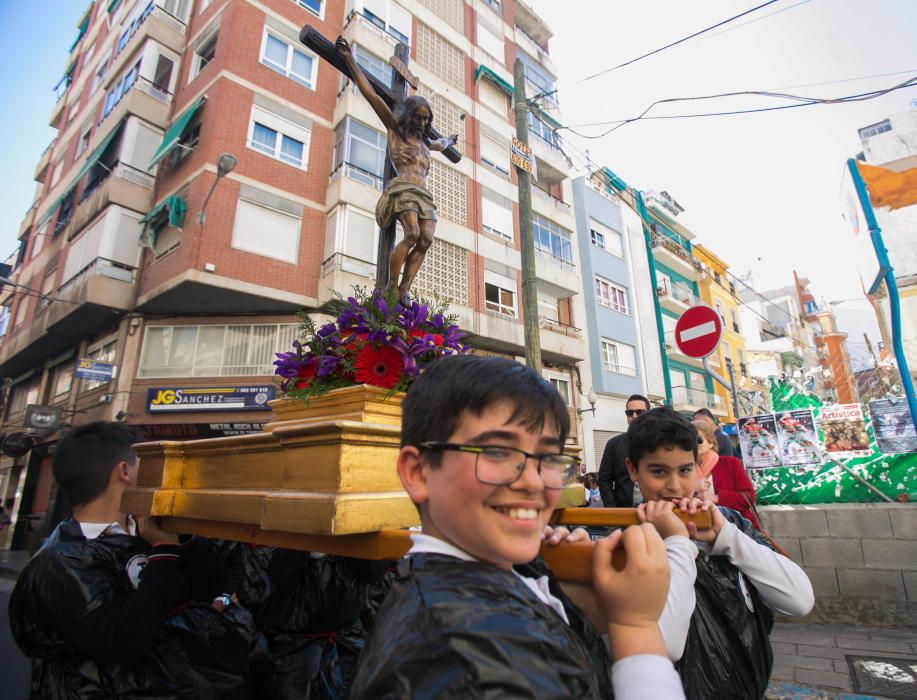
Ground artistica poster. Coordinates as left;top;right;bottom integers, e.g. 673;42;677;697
737;414;781;468
774;409;820;465
868;398;917;454
819;404;871;459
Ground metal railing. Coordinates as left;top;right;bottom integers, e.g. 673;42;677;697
330;161;384;191
538;316;581;338
651;234;703;271
534;247;576;273
57;257;136;300
320;252;376;279
532;185;571;211
657;278;701;306
671;385;721;409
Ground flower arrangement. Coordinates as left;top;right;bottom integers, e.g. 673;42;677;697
274;286;468;400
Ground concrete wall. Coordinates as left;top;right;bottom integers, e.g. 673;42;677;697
759;503;917;628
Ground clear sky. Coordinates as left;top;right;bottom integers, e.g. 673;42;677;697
1;1;915;369
530;0;917;368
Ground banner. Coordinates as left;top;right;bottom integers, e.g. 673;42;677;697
146;386;275;412
774;409;820;465
737;414;781;469
819;403;871;459
868;398;917;454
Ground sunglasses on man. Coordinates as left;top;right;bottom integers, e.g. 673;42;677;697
624;409;646;417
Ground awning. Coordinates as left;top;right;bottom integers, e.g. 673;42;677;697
73;121;124;184
148;96;207;170
108;0;121;12
474;64;514;96
37;187;75;228
139;195;187;248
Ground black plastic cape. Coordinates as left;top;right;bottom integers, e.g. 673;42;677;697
9;519;251;699
676;508;775;700
348;553;613;699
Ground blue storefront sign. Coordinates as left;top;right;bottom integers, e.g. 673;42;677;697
146;385;276;413
75;359;117;382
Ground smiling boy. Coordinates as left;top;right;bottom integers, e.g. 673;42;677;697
349;355;685;699
625;407;814;699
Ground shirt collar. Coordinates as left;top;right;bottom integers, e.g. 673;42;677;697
408;532;477;561
79;514;137;540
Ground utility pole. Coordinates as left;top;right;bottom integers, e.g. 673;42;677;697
513;58;542;372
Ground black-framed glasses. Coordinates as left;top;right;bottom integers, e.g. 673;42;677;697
625;409;647;417
697;437;706;445
419;442;579;490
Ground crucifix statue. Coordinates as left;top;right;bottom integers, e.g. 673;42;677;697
299;26;462;301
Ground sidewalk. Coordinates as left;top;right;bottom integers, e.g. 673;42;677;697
767;621;917;699
0;551;28;582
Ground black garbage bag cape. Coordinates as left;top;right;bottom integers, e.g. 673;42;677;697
254;552;391;700
348;553;610;699
9;520;251;699
676;508;775;700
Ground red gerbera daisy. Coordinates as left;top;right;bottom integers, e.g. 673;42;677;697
354;345;404;389
294;361;317;389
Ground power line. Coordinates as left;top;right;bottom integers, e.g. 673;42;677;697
560;75;917;138
579;0;782;84
681;0;814;47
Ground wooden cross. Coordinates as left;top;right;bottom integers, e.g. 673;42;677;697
299;25;461;290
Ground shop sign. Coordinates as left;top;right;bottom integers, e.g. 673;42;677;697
75;359;116;382
146;386;275;413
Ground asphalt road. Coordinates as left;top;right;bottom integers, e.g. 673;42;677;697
0;580;31;700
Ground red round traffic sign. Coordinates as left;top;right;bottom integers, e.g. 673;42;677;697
674;305;723;358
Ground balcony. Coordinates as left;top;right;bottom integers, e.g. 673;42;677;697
514;27;557;79
100;77;172;132
46;258;137;336
104;2;188;92
70;162;155;237
671;385;721;412
760;320;787;340
514;0;553;46
656;277;701;313
320;252;376;299
651;234;701;280
531;185;574;228
529;134;569;182
34;139;55;183
49;90;68;129
663;331;705;368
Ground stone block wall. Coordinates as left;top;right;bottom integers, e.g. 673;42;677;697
758;503;917;628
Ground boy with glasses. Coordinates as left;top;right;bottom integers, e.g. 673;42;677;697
598;394;651;507
349;356;683;699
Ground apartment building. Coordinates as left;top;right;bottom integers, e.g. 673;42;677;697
571;170;665;468
0;0;584;550
693;242;747;425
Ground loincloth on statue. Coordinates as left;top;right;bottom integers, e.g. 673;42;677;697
375;178;438;229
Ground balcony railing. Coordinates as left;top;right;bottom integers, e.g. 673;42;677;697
760;320;787;340
539;316;581;338
532;185;571;211
651;234;703;272
672;385;720;409
534;247;575;273
330;161;384;191
657;278;700;307
529;128;563;153
321;252;375;279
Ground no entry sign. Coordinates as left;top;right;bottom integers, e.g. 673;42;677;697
674;305;723;358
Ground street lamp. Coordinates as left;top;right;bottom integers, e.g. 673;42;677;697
577;389;598;416
198;153;237;224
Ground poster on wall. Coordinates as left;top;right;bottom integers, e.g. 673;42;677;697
774;409;821;465
737;413;781;468
867;398;917;454
819;404;871;459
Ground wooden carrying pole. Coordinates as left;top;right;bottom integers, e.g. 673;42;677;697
162;507;712;585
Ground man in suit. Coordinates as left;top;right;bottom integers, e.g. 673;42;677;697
598;394;651;507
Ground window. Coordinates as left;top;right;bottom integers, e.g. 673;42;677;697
248;106;311;169
480;127;509;175
595;277;628;314
50;160;64;188
601;339;637;376
327;205;378;264
232;198;301;263
0;306;9;338
477;19;504;61
715;301;725;324
102;60;140;119
517;50;557;102
190;29;218;80
478;77;509;115
91;60;108;95
362;0;412;45
83;42;95;69
292;0;323;18
13;297;29;329
54;364;74;397
76;125;93;157
159;0;192;22
333;117;385;188
730;308;740;332
152;54;175;94
549;377;570;405
858;119;892;140
538;291;558;321
532;213;573;267
261;31;317;89
352;44;393;87
139;323;299;377
527;111;560;149
589;218;624;257
482;189;513;240
484;271;517;317
81;339;116;391
67;98;81;127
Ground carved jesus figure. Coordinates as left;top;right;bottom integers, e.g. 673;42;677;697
336;37;458;302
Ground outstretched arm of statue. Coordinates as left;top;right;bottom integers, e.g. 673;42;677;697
336;36;397;131
429;134;458;152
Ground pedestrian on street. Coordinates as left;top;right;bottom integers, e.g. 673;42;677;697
598;394;651;507
693;407;736;458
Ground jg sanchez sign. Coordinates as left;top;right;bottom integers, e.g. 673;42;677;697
147;386;275;413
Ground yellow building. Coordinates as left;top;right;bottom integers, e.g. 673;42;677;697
693;244;748;426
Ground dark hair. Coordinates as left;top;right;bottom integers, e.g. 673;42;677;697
401;355;570;464
693;407;718;424
626;394;651;410
394;95;435;143
627;407;698;467
53;422;141;507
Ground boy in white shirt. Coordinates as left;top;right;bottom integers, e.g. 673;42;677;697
625;407;814;698
349;355;685;699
